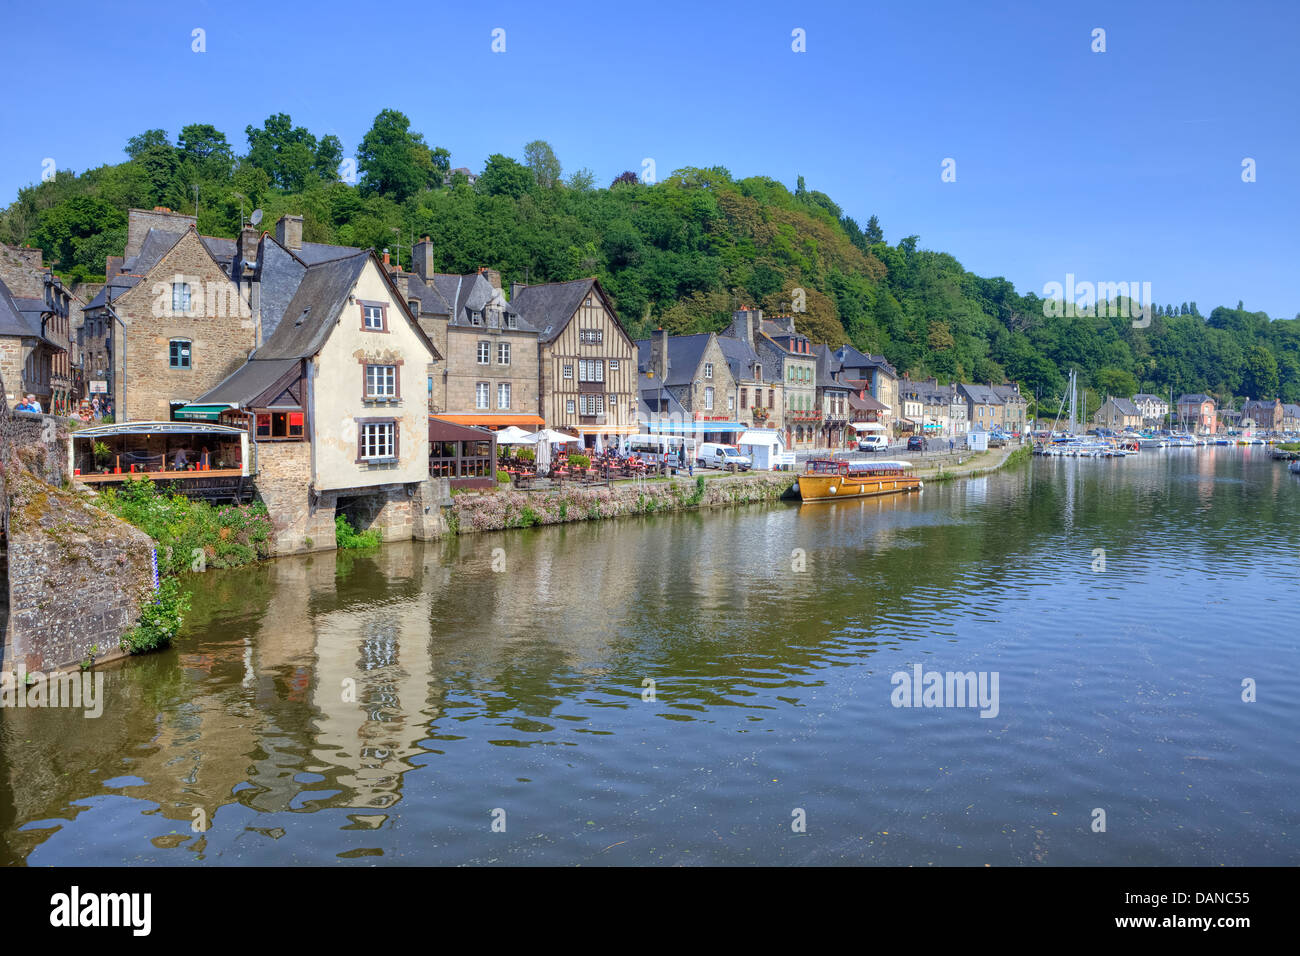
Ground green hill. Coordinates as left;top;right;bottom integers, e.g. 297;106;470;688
3;109;1297;409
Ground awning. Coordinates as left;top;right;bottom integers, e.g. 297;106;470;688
577;424;639;435
173;404;236;421
850;422;885;432
738;429;784;446
646;421;745;433
429;417;497;442
435;413;544;427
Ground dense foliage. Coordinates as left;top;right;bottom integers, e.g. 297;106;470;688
4;110;1297;406
97;476;274;575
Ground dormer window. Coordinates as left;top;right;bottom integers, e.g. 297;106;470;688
470;310;483;326
360;301;387;331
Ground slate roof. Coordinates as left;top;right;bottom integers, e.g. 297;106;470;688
833;344;897;379
959;383;1004;405
511;278;602;343
0;278;41;337
1105;398;1141;416
255;252;371;360
716;334;762;381
991;383;1025;403
848;393;888;413
1133;393;1166;403
1176;393;1215;405
196;358;301;406
814;344;847;389
1283;404;1300;418
635;333;712;388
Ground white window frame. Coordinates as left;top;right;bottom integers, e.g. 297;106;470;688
363;304;384;330
172;282;191;313
366;364;396;399
477;341;490;365
497;342;510;365
497;382;511;410
360;422;395;460
476;382;490;409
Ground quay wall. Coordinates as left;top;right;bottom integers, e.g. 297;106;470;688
449;473;796;534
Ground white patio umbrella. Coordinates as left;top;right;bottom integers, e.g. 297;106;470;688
495;425;533;444
534;437;551;476
593;432;604;455
522;428;581;444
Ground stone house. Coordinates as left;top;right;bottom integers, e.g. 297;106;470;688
1283;404;1300;431
1241;398;1283;432
814;344;850;449
190;250;443;553
948;385;969;436
899;375;953;438
396;243;541;429
832;344;898;435
1094;397;1143;431
0;245;75;411
513;278;637;444
635;331;740;442
991;382;1028;433
1132;393;1169;428
958;383;1005;431
723;308;818;449
0;276;68;413
718;313;780;432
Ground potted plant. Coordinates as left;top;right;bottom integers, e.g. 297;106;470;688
93;440;111;471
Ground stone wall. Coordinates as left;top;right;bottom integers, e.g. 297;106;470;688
4;471;155;672
450;473;795;534
111;228;254;421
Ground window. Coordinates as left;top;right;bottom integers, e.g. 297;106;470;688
256;411;305;439
504;313;517;329
580;393;605;416
497;342;510;365
476;383;489;409
563;364;573;379
741;388;748;409
609;359;619;371
566;399;576;414
408;299;420;314
497;382;511;409
169;339;191;369
728;394;734;411
469;310;483;326
358;422;396;460
704;363;713;379
579;328;603;344
704;386;714;410
362;303;385;330
477;341;490;364
755;366;762;382
171;282;191;313
768;389;774;408
365;364;397;399
579;359;604;382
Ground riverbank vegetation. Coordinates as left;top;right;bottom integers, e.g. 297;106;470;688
93;477;272;653
335;513;382;549
5;112;1297;413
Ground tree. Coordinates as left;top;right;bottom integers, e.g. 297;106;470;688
177;124;235;179
125;129;171;159
523;140;562;188
357;109;440;201
477;154;534;198
1242;345;1279;398
611;171;639;186
30;196;126;273
245;113;343;192
566;167;596;191
864;215;884;244
1094;366;1138;399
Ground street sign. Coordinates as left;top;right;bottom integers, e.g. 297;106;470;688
89;380;107;393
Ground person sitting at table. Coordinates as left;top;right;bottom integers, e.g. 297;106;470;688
172;447;190;470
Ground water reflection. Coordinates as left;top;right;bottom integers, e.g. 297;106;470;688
2;449;1298;865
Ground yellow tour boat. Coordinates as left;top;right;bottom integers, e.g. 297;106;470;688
794;458;922;502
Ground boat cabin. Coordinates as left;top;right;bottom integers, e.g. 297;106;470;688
804;458;913;476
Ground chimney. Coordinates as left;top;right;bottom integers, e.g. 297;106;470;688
510;281;528;301
413;236;434;279
276;214;303;251
651;328;669;381
750;308;763;344
238;226;262;275
383;250;391;268
484;268;502;291
732;308;753;347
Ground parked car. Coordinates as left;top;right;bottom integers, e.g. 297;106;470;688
697;443;752;471
906;436;926;451
857;434;889;452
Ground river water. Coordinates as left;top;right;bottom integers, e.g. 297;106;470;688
2;447;1297;865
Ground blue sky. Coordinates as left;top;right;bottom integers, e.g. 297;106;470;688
2;0;1296;317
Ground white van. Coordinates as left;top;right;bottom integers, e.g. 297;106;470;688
856;434;889;452
697;442;752;470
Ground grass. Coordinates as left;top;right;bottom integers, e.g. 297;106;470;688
335;513;382;549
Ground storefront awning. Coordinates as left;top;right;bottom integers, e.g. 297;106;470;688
850;422;885;432
174;404;236;421
435;413;544;427
577;424;640;435
646;421;745;433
